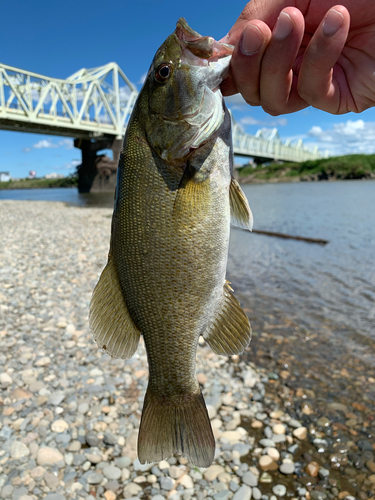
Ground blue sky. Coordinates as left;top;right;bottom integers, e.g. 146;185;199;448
2;0;375;178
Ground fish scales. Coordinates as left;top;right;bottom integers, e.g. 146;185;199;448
90;18;253;467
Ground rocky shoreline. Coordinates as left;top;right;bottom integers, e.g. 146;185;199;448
1;200;374;500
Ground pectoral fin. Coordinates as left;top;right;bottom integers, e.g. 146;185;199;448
203;281;251;355
89;258;140;359
230;177;253;231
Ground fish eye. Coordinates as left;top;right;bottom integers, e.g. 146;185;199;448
155;63;172;82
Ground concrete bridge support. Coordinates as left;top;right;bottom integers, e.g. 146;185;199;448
74;138;122;193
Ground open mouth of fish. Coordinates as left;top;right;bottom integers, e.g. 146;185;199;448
161;19;233;124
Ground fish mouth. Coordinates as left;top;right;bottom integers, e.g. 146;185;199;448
175;18;233;63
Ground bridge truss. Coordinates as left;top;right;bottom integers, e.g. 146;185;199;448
0;62;138;139
0;61;324;164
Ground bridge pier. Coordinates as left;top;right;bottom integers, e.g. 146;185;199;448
74;138;122;193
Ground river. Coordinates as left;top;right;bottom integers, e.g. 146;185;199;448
1;181;375;394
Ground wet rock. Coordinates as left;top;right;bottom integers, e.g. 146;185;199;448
306;461;320;477
232;485;251;500
272;484;286;497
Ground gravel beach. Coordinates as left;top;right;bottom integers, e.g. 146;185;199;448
1;200;374;500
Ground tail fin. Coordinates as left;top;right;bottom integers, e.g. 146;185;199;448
138;388;215;467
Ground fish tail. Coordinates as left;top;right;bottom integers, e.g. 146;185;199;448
138;387;215;467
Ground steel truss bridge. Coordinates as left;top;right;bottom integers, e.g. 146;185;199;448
0;62;324;191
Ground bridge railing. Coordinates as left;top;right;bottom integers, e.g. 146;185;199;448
0;63;138;138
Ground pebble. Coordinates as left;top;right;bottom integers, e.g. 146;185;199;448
292;427;308;440
259;455;278;471
242;471;258;487
0;372;12;387
272;484;287;497
306;461;320;477
87;472;104;484
103;465;122;480
279;462;295;475
51;419;69;433
160;476;175;490
10;441;30;459
204;464;225;481
36;447;64;465
232;485;252;500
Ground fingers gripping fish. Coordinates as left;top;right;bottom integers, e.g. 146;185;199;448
90;18;253;468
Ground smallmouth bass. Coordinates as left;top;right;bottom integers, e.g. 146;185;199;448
90;18;253;467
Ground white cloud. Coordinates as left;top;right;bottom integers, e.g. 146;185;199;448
307;119;375;155
22;147;31;153
32;138;74;150
240;115;288;127
57;138;74;149
33;139;58;149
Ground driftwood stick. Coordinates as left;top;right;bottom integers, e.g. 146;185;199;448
235;227;328;245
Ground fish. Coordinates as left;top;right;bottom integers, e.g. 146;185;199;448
89;18;253;468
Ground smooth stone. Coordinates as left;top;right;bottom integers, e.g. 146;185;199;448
252;487;261;500
232;485;251;500
103;432;117;445
214;490;232;500
87;472;104;485
272;424;286;435
160;477;175;491
293;427;307;440
180;474;194;489
242;471;258;487
230;482;239;493
151;496;166;500
37;447;63;465
86;431;99;447
259;439;275;448
0;372;12;387
306;461;319;477
259;456;278;471
279;462;295;475
51;420;69;433
233;443;251;457
272;484;286;497
103;465;121;480
10;441;30;459
204;465;225;481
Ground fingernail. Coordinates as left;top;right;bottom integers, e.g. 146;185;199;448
241;24;263;55
323;8;344;37
273;12;294;40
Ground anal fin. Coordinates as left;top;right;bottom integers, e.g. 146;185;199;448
230;177;253;231
89;258;140;359
203;281;251;355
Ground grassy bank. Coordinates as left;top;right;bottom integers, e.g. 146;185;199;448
0;174;78;190
238;154;375;183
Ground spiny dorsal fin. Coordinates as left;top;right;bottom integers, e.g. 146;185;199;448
203;280;251;355
230;177;253;231
89;258;140;359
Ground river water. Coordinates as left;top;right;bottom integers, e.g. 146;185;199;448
1;181;375;384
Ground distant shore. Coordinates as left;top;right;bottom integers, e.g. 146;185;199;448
0;176;78;190
238;153;375;184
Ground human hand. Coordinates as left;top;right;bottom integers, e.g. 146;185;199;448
221;0;375;115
